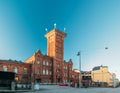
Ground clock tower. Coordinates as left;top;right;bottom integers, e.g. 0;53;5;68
45;27;67;83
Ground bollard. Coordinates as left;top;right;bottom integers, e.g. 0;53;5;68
11;81;15;90
31;82;34;90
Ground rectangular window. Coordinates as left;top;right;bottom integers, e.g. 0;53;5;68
46;70;48;75
50;62;52;66
43;69;45;75
49;71;52;75
43;61;46;65
66;66;67;69
57;64;60;67
23;68;27;74
3;66;8;71
37;69;39;74
46;62;49;66
13;67;18;73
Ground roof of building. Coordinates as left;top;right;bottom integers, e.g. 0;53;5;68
0;59;31;65
92;65;108;71
73;69;80;73
45;28;67;38
81;71;91;74
92;66;101;71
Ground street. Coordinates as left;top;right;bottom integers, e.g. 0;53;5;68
17;85;120;93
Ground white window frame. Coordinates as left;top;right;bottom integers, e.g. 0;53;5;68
43;61;46;65
3;66;8;71
46;70;48;75
14;67;18;73
43;69;45;75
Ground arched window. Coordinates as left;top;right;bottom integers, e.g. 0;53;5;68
13;67;18;73
23;68;27;74
3;66;8;71
37;55;40;64
37;55;40;61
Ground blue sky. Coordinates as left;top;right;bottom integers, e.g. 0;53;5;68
0;0;120;78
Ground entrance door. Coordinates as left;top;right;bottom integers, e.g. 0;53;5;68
36;78;41;83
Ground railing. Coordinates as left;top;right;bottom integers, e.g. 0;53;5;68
15;82;31;90
39;83;60;85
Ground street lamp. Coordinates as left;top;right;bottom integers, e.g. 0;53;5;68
77;51;81;88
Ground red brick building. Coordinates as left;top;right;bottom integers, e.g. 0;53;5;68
0;28;80;83
0;59;31;83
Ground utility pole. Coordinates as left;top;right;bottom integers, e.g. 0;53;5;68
77;51;81;88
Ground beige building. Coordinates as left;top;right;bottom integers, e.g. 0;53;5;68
91;65;118;86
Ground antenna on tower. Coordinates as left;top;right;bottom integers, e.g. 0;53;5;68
64;27;66;32
54;23;56;29
45;28;48;33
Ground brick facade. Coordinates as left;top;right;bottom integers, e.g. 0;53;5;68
0;60;31;83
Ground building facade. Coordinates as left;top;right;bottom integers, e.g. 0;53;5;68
91;65;111;83
0;28;79;83
91;65;119;87
0;60;31;83
80;65;119;87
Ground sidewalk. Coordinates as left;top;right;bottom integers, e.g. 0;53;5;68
0;89;34;93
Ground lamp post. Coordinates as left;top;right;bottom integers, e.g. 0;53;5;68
77;51;81;88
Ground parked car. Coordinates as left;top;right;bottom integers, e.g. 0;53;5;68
59;83;68;86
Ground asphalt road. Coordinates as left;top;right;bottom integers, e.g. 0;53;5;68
17;85;120;93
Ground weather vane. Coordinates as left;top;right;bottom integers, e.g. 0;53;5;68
64;27;66;32
45;28;48;33
54;23;56;28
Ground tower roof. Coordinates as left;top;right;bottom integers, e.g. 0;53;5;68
45;28;67;38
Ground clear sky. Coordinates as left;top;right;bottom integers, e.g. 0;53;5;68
0;0;120;79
